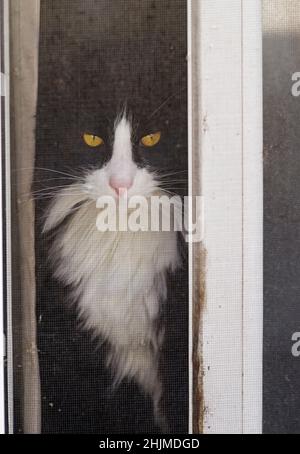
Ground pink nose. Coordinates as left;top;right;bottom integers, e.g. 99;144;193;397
109;176;133;195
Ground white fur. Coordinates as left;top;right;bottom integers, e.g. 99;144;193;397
43;117;180;429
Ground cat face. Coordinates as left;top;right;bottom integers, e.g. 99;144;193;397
35;96;188;240
35;76;188;213
49;98;188;204
82;114;167;201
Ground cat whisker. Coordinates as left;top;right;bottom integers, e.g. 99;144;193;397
27;194;89;203
147;86;186;120
13;177;81;188
157;181;187;185
158;177;188;180
63;164;99;179
29;193;87;199
13;166;84;181
22;184;85;199
158;189;184;205
157;177;188;181
30;185;83;194
42;199;96;220
158;189;186;192
158;183;187;189
159;187;181;195
25;190;99;203
24;194;81;201
158;184;187;188
155;170;188;180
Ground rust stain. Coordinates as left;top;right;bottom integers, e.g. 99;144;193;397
193;243;206;433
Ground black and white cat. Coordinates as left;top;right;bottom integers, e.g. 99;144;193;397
43;113;183;430
35;0;188;434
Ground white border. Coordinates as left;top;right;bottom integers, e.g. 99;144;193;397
199;0;263;434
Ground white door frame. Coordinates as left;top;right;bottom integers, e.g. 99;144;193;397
193;0;263;434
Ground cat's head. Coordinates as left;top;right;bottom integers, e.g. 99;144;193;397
41;103;187;234
35;0;188;227
80;111;185;201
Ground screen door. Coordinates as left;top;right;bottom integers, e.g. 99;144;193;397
2;0;190;434
1;0;265;436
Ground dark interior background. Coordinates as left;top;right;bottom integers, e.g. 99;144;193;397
263;26;300;433
32;0;188;434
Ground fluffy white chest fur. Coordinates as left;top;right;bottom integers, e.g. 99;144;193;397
43;116;180;428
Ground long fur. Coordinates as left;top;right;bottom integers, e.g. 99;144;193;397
43;179;180;429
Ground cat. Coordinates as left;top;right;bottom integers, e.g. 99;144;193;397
34;0;188;433
42;111;185;431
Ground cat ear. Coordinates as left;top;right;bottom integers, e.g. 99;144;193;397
43;184;89;233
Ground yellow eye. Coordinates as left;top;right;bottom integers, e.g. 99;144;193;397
83;133;104;148
141;132;161;147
